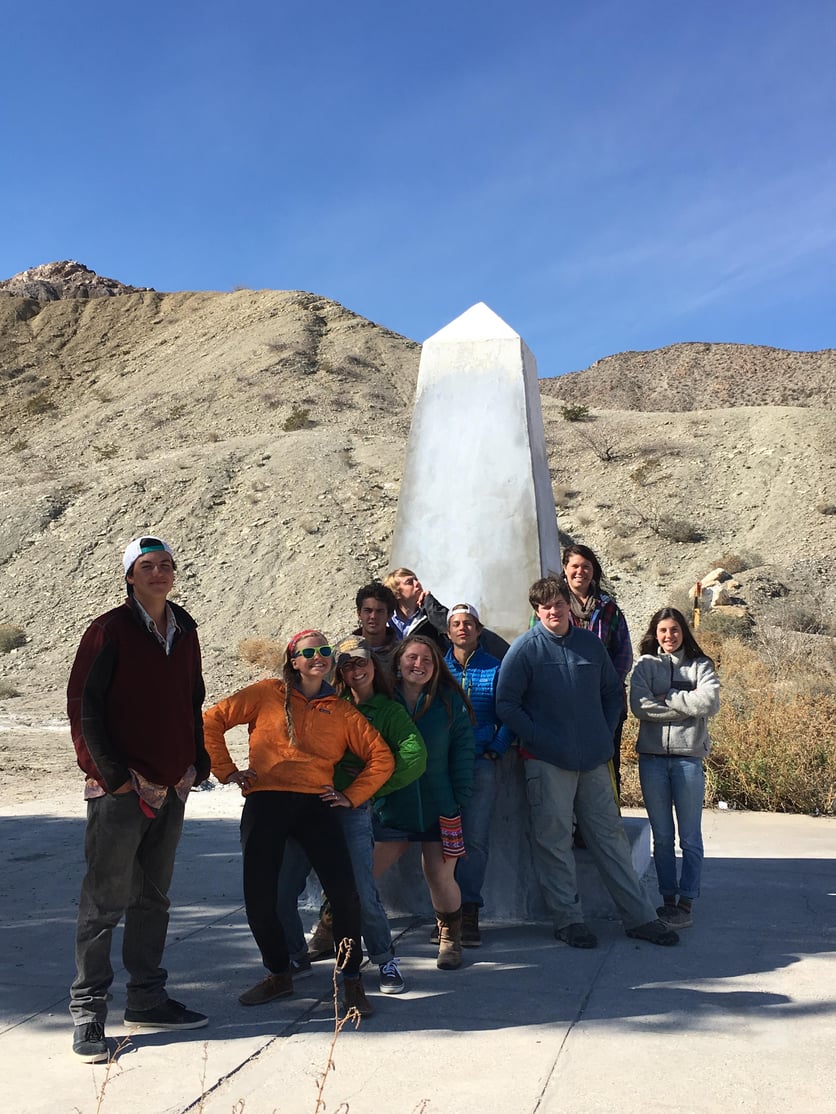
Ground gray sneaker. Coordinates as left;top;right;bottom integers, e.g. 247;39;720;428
626;919;679;946
72;1021;108;1063
656;904;693;929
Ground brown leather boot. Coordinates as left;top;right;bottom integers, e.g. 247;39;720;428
306;905;335;961
435;908;463;970
342;976;375;1018
461;902;481;947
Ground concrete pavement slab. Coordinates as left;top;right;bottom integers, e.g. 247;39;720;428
1;790;833;1114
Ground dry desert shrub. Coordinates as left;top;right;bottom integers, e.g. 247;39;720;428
707;639;836;813
283;406;312;431
653;513;702;543
629;457;665;487
698;607;754;641
238;636;284;673
0;624;26;653
621;637;836;814
552;483;577;507
708;551;762;574
560;403;590;422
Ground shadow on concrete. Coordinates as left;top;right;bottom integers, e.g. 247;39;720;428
2;810;835;1050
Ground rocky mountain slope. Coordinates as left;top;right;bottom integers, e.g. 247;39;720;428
0;259;152;301
1;262;835;798
542;341;836;411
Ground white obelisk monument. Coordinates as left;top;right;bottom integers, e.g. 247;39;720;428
377;304;653;920
390;302;560;640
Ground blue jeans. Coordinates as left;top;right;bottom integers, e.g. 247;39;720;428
639;754;705;901
70;789;185;1025
455;757;498;907
277;802;393;965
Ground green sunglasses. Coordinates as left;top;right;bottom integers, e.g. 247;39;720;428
292;645;334;660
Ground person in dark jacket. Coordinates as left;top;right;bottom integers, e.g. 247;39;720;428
384;567;449;646
384;567;510;659
497;577;678;951
67;536;210;1063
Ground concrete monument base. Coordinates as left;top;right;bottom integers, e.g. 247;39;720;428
374;757;651;923
297;758;651;926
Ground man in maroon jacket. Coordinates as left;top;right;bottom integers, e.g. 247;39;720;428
67;536;210;1063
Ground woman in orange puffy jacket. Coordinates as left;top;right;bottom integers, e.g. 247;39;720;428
203;629;394;1017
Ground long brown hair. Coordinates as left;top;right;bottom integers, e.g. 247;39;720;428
393;635;475;723
638;608;710;662
335;653;394;700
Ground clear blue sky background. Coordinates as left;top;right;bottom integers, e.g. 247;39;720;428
3;1;835;376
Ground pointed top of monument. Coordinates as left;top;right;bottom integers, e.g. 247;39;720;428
424;302;521;344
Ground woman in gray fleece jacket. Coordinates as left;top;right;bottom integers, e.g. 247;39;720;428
630;607;720;929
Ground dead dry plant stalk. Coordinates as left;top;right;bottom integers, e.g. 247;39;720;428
621;637;836;814
313;938;361;1114
72;1035;132;1114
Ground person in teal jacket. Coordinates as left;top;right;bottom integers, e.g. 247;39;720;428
373;635;475;971
276;635;426;996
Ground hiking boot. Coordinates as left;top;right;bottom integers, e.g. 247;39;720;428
435;908;463;970
238;971;294;1006
124;998;208;1029
461;902;481;947
555;922;598;949
307;915;336;961
626;919;679;946
291;955;313;978
72;1021;108;1063
378;957;405;995
656;904;693;929
342;976;375;1018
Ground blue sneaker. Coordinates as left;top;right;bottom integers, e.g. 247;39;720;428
379;957;405;994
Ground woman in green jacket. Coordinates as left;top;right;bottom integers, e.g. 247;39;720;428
373;635;476;971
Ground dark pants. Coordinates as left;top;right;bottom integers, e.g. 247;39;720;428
612;708;626;798
70;789;185;1025
241;791;362;978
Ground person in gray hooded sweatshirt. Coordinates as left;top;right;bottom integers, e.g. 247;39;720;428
630;606;720;929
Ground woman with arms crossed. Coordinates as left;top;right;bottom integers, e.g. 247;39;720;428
630;608;720;928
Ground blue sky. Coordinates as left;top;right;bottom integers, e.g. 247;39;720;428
4;1;835;376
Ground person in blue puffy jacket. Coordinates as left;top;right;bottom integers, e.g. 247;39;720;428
443;604;513;946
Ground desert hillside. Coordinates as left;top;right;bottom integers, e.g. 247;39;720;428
542;341;836;410
1;262;835;797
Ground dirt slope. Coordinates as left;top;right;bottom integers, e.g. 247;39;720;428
1;266;834;801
